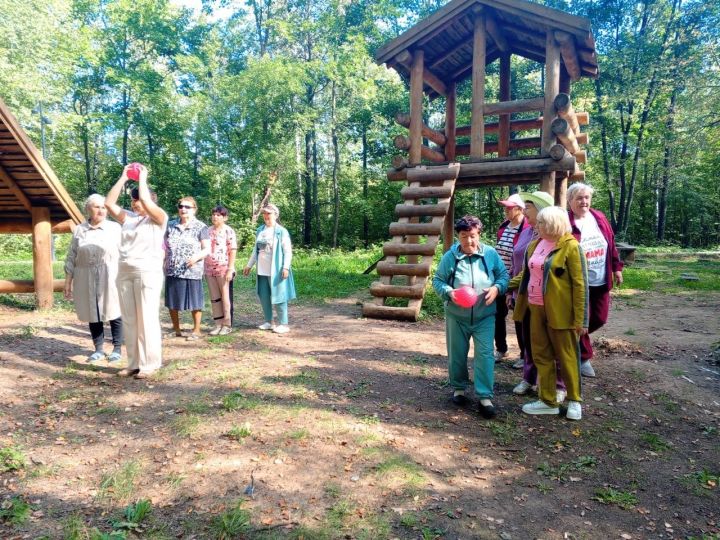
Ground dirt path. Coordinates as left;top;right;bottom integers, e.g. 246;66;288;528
1;289;719;539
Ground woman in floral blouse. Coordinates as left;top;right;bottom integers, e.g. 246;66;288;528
204;205;237;335
164;196;210;341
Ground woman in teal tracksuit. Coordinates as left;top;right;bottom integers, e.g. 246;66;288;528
432;215;509;419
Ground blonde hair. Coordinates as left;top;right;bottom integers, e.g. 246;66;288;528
566;182;594;205
536;206;571;238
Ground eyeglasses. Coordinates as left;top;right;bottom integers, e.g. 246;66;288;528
178;204;194;210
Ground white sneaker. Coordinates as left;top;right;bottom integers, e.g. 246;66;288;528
556;389;567;403
512;357;525;369
258;322;274;330
273;325;290;334
209;326;222;336
566;401;582;420
580;361;596;378
494;350;508;362
513;380;533;395
218;326;232;335
522;400;559;415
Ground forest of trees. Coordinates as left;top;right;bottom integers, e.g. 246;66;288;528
1;0;719;248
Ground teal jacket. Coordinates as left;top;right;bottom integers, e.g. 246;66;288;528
432;243;509;321
253;224;296;304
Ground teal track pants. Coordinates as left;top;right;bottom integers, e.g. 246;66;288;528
445;312;495;399
258;275;288;325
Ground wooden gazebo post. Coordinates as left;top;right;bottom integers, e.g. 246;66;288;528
32;207;53;309
443;81;457;252
470;8;486;159
541;31;561;198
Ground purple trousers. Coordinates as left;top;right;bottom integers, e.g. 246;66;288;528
579;285;611;362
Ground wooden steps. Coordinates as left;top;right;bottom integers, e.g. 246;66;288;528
362;163;460;321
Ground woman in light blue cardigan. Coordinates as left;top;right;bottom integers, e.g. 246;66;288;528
243;204;296;334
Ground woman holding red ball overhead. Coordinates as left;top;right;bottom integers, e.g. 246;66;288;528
432;215;509;419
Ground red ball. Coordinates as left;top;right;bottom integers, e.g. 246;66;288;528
454;285;478;308
126;162;143;181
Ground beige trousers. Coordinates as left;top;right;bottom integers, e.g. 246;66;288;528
206;274;231;327
117;270;164;373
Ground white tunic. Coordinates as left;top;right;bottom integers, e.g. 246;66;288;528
64;220;122;323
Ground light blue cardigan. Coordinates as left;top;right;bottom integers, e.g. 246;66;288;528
253;224;296;304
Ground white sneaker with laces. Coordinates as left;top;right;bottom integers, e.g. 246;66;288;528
209;326;222;336
218;326;232;335
522;400;560;415
273;324;290;334
258;322;274;331
513;380;532;395
566;401;582;420
556;389;567;403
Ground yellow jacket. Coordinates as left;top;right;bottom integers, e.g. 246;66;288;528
510;233;589;330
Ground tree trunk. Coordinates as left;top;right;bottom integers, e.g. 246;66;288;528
657;87;678;241
593;79;616;229
303;130;312;245
362;124;369;248
330;81;340;248
312;129;321;244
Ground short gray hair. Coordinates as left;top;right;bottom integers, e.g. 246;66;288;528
261;203;280;217
566;182;594;205
84;193;105;214
536;206;571;238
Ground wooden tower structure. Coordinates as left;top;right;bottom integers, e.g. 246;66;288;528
0;98;83;308
362;0;598;321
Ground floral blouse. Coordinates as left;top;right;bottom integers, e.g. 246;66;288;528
204;225;238;277
164;218;209;280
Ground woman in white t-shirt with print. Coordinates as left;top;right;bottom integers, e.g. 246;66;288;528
567;183;623;378
243;204;296;334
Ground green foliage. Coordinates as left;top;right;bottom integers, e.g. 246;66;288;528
0;445;26;473
221;391;261;412
98;460;142;503
225;423;252;441
112;499;152;532
592;487;638;510
0;496;31;525
209;502;251;539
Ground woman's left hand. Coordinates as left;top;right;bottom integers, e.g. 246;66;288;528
483;285;499;306
613;270;623;286
225;270;235;283
281;269;289;279
186;257;196;268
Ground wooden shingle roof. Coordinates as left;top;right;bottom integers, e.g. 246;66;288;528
376;0;598;97
0;98;83;231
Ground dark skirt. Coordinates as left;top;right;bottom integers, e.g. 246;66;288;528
165;276;204;311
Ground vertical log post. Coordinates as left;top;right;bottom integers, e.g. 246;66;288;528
498;52;511;158
470;8;486;158
409;50;424;166
557;67;571;204
444;81;457;252
541;31;561;196
32;207;54;309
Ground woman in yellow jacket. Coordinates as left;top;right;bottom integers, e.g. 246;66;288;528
511;206;589;420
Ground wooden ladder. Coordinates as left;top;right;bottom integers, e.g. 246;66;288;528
362;163;460;321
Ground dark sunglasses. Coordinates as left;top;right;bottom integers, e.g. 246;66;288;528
178;204;194;210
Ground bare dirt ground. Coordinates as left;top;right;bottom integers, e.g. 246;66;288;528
1;287;719;539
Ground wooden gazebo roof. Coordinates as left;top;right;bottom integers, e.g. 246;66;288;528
0;98;83;232
376;0;598;98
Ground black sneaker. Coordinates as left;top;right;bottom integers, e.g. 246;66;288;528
478;402;497;419
450;394;470;406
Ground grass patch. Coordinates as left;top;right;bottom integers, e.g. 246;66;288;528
489;414;518;445
221;391;261;412
537;456;598;482
592;487;638;509
622;256;720;292
270;369;331;392
209;501;251;539
181;394;213;415
288;428;310;440
0;496;31;525
112;499;152;532
0;445;26;473
172;414;202;438
225;423;252;441
683;469;719;493
640;432;671;452
98;460;142;504
372;453;425;493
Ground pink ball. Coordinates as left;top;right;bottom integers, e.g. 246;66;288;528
127;162;143;181
454;285;478;308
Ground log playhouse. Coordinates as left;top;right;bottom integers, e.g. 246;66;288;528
363;0;598;321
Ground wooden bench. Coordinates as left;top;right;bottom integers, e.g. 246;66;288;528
616;241;637;265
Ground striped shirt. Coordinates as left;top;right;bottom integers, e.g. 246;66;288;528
496;223;521;270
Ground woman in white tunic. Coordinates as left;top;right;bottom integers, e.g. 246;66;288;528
63;194;122;363
105;164;168;379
